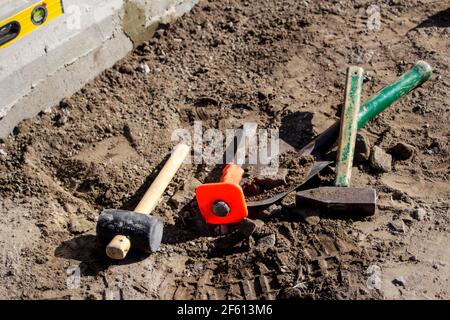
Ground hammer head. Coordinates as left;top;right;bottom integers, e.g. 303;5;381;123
96;209;164;253
296;186;377;216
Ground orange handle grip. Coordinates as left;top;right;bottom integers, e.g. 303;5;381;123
220;163;244;185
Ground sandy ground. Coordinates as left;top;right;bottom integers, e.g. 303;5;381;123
0;0;449;300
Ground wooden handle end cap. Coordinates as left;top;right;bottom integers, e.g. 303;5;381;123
106;235;131;260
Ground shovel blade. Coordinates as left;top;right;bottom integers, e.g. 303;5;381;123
296;186;377;216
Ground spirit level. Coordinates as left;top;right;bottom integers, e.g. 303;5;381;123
0;0;64;49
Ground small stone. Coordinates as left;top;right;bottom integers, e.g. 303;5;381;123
0;148;7;157
59;98;72;109
370;146;392;173
390;142;415;160
388;220;406;233
237;218;265;237
354;133;371;163
183;177;201;193
119;64;134;75
254;168;288;188
169;193;187;209
392;276;406;287
170;177;201;208
304;215;321;225
296;208;321;225
242;181;261;196
256;234;276;248
255;204;282;219
142;44;152;53
237;218;257;237
55;113;68;127
68;215;92;235
411;208;426;221
363;71;373;82
277;287;305;300
159;54;167;62
412;105;423;113
43;107;53;113
155;29;165;38
137;63;150;74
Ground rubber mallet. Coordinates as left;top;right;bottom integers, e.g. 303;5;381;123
96;144;190;260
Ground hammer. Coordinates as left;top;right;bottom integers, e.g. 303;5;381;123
96;144;190;260
296;66;377;216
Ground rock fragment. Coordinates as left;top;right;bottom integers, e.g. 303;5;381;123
354;133;371;163
137;63;150;74
68;215;92;234
277;287;308;300
370;146;392;172
390;142;415;160
254;168;288;188
388;220;406;233
238;218;266;238
296;208;321;225
255;204;282;219
411;208;426;221
170;177;201;208
256;234;276;248
119;64;134;75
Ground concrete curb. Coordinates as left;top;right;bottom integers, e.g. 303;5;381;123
0;0;198;138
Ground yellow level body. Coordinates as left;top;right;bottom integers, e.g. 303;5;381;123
0;0;64;49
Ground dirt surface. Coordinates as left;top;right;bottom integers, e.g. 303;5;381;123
0;0;449;300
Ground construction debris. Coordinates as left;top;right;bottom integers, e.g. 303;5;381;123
370;146;392;173
354;133;371;163
390;142;416;160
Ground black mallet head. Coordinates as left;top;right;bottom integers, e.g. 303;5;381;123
96;209;164;255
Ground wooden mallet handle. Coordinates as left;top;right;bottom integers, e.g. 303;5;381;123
106;144;190;260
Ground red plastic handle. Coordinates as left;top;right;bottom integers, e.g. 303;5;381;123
220;163;244;185
195;163;247;225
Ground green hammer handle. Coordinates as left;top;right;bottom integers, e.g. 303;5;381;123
358;60;432;129
299;61;433;156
